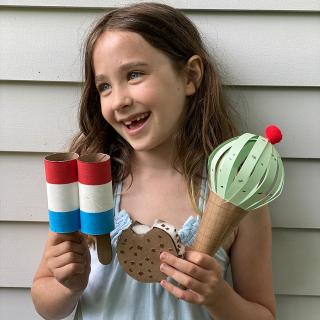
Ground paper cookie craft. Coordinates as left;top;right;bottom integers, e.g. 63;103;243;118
117;220;185;283
44;152;115;264
192;125;285;256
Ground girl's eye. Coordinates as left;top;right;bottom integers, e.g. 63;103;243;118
128;71;143;81
98;83;110;93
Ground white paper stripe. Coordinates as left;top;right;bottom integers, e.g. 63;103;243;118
46;182;79;212
78;182;113;213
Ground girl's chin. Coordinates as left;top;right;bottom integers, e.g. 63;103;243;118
127;138;160;153
129;143;154;152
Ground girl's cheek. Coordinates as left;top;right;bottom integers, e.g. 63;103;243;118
100;103;113;122
136;82;156;102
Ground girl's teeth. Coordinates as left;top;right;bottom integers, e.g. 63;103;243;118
123;113;149;125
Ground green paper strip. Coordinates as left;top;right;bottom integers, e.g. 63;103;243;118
217;139;255;199
248;151;284;210
239;148;278;209
230;142;272;208
226;136;268;202
211;133;255;197
208;137;238;193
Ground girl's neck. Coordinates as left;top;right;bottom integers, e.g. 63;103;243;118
131;139;179;176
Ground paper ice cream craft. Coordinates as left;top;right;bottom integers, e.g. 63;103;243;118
192;125;285;256
117;220;185;283
44;152;114;264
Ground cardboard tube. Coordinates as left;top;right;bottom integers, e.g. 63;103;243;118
77;153;114;265
44;152;80;233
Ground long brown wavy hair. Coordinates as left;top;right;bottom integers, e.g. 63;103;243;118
70;2;238;214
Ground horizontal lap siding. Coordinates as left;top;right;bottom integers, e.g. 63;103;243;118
1;222;319;296
1;289;320;320
1;0;320;11
1;84;319;156
0;10;320;86
1;153;319;229
0;288;75;319
0;3;318;320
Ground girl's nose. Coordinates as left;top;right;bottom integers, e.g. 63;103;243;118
111;87;133;111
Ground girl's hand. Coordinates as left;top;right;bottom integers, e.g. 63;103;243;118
159;250;227;307
44;231;91;293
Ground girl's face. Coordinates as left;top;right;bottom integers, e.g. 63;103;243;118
93;30;191;153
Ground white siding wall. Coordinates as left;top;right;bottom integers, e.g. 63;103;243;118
0;1;319;319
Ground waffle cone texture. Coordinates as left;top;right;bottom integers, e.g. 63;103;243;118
192;191;247;256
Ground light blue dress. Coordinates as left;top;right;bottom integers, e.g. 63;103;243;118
76;179;230;320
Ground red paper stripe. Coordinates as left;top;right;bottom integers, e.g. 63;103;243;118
77;159;112;185
45;159;78;184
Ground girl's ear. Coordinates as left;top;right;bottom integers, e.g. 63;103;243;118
184;55;203;96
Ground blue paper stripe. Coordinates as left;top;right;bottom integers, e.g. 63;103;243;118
80;209;114;235
48;209;80;233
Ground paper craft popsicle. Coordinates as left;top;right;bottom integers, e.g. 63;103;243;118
192;125;285;256
77;153;114;265
44;152;114;264
45;153;80;233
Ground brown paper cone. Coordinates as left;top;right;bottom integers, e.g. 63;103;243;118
192;192;247;256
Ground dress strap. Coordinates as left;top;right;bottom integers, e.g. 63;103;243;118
113;182;122;214
197;166;209;214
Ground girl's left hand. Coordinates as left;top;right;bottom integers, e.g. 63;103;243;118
159;250;227;307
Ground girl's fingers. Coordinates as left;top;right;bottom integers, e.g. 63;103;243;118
54;263;86;284
160;263;207;296
48;231;84;246
50;240;87;258
49;251;85;270
160;279;203;305
160;252;218;282
184;250;222;272
160;252;203;279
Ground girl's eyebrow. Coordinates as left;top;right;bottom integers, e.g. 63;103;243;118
119;61;148;70
95;61;148;83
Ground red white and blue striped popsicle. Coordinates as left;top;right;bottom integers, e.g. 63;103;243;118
44;153;80;233
77;153;114;264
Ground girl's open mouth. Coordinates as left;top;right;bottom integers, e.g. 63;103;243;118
123;112;151;135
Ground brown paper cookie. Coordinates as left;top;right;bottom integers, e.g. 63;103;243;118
117;220;184;283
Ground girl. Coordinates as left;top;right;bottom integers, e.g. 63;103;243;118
32;3;276;320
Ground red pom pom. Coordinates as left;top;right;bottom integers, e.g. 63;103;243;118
265;125;282;144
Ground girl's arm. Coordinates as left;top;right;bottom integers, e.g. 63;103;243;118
160;205;276;320
206;205;276;319
31;232;91;320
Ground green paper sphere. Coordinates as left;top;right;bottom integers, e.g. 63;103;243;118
208;133;284;210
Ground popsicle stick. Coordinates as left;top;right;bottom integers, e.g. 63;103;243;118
96;234;112;265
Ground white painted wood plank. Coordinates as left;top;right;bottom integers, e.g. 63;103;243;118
1;223;320;296
0;222;48;288
0;152;48;222
272;229;320;295
1;152;320;229
1;83;319;158
276;295;320;320
1;291;320;320
0;288;75;320
0;288;43;320
1;0;320;11
228;87;320;158
0;82;79;152
1;9;319;86
270;159;320;228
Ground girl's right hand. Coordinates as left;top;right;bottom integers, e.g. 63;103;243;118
44;231;91;293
